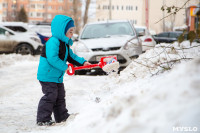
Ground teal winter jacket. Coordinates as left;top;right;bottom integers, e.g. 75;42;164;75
37;15;86;83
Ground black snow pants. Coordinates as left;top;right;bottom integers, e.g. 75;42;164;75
37;81;69;123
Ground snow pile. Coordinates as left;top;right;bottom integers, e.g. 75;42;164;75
0;54;39;68
28;42;200;133
120;41;200;81
102;57;119;73
102;61;119;73
31;54;200;133
0;41;200;133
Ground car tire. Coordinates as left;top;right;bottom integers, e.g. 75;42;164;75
15;44;34;55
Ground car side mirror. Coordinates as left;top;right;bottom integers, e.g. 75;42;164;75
74;38;79;42
5;31;10;37
138;31;145;37
73;34;79;42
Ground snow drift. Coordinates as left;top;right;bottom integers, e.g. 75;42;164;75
0;41;199;133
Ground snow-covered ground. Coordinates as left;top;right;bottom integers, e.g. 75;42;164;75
0;41;200;133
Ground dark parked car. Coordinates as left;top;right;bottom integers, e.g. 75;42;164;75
153;31;183;44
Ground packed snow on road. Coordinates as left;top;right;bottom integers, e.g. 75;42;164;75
0;41;200;133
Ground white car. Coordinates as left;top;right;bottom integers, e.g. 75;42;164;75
135;26;156;52
0;22;38;37
28;25;52;37
0;25;43;55
73;20;142;74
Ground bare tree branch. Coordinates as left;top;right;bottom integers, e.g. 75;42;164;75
155;0;191;24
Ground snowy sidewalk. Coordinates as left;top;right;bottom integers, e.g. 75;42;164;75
0;55;111;133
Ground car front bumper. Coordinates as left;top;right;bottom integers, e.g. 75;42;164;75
75;46;142;68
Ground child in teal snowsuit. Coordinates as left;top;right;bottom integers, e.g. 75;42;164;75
36;15;90;126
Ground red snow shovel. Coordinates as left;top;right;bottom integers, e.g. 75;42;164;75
67;56;118;75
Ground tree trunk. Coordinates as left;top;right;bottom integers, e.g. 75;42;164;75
73;0;80;34
83;0;91;26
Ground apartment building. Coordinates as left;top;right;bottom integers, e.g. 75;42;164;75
96;0;199;33
0;0;2;21
0;0;81;23
96;0;143;25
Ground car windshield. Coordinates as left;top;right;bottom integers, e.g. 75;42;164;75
81;22;135;39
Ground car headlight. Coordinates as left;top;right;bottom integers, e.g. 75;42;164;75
30;37;41;43
75;42;89;53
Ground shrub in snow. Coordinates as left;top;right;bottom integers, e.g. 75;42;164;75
120;41;200;80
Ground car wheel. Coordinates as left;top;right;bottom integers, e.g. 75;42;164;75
15;44;34;55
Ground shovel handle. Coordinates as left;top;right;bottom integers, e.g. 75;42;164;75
67;63;100;75
67;64;75;75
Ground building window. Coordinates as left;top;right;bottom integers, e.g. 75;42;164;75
37;4;45;9
135;20;137;24
12;4;17;9
36;12;44;18
37;12;41;17
48;6;52;10
103;5;107;10
112;5;114;10
136;6;138;11
117;5;119;10
58;0;63;2
70;6;73;11
58;6;63;11
20;5;24;8
30;0;43;1
131;6;133;10
29;12;33;17
121;6;123;10
30;4;35;9
47;14;52;19
11;12;15;17
3;3;8;8
98;5;100;10
3;11;7;17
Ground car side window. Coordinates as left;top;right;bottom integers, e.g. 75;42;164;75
158;33;169;37
169;32;181;38
5;26;27;32
0;28;6;35
0;28;14;35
